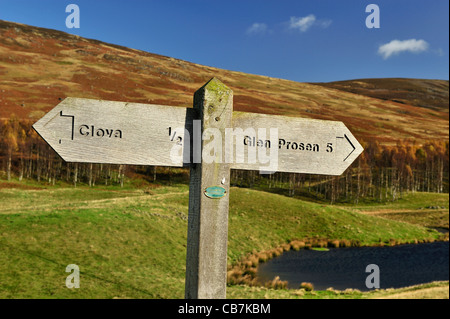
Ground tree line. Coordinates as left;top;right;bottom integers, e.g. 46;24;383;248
231;138;448;203
1;115;448;202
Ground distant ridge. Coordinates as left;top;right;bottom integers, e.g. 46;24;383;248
311;78;449;113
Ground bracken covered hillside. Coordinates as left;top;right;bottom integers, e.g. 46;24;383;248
312;78;448;113
0;20;448;145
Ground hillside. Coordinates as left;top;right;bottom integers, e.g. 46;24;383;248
0;20;448;145
312;78;449;113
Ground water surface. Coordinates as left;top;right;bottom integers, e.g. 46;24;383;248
257;241;449;291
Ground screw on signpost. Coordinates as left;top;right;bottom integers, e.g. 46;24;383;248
185;78;233;299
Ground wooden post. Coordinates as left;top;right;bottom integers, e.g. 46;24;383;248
185;78;233;299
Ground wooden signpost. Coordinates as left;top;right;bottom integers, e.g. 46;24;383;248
33;77;363;299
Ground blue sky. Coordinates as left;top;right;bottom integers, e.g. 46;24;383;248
0;0;448;82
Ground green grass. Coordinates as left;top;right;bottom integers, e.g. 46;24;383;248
227;188;443;263
227;280;449;299
364;210;448;230
342;192;449;230
54;60;74;65
347;192;449;210
0;181;447;298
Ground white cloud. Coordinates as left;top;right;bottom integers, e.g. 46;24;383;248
378;39;429;59
289;15;316;32
288;15;332;32
246;23;268;35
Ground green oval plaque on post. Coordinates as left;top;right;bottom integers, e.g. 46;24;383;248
204;186;227;199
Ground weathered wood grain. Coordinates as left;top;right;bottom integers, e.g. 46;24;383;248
32;97;193;166
185;78;233;299
230;112;364;175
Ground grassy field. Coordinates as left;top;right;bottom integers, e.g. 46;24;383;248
343;192;449;230
227;281;449;299
0;179;448;299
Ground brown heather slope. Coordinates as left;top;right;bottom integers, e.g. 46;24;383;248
311;78;449;113
0;20;448;146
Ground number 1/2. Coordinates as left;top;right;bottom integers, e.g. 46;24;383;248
167;127;183;145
